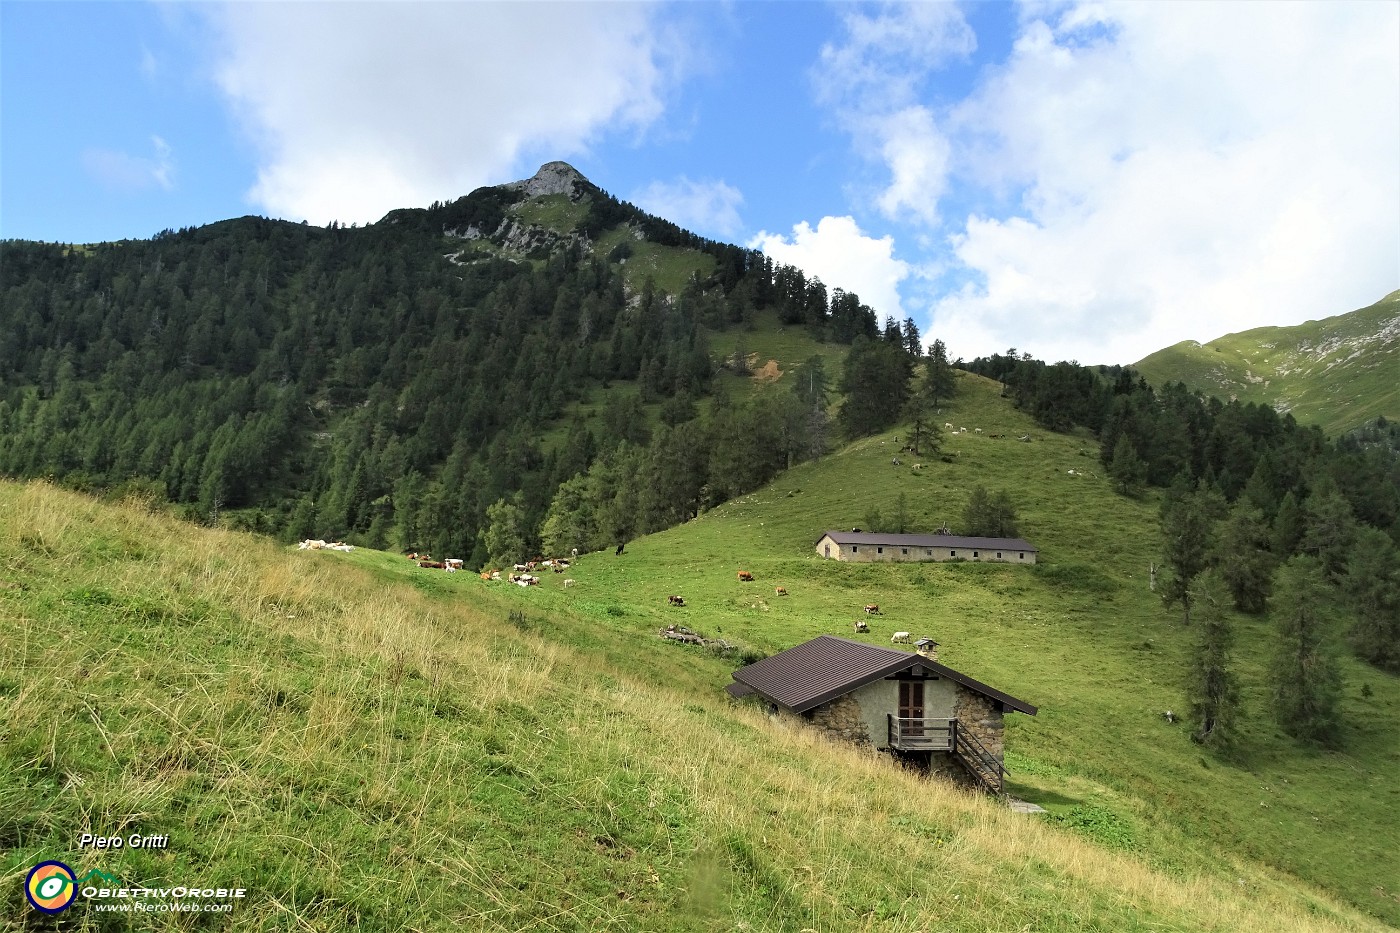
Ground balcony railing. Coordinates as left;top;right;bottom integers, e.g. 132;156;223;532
886;716;954;750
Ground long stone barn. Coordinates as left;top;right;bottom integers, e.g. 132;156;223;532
727;635;1037;794
815;530;1038;564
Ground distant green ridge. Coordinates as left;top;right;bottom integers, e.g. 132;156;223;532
1134;290;1400;435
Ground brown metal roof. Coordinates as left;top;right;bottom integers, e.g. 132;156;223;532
730;635;1037;716
816;531;1038;552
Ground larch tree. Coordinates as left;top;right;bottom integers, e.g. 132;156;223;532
1270;556;1344;745
1185;568;1241;749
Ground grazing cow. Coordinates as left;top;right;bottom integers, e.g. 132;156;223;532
419;560;445;569
563;579;576;587
854;619;869;633
944;422;953;430
571;547;579;558
774;586;788;596
863;604;880;614
891;631;911;644
1164;710;1178;724
513;563;528;572
737;571;754;582
668;595;686;606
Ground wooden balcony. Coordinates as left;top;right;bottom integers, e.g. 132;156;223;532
887;716;955;751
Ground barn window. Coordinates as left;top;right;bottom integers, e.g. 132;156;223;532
925;549;932;556
901;548;908;555
1019;552;1025;559
877;547;884;554
851;546;858;553
996;551;1002;559
973;551;979;558
950;550;957;557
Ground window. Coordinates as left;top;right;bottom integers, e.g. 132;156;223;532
901;548;908;555
877;547;884;554
824;544;830;558
973;551;979;558
950;550;957;557
925;549;932;556
1019;552;1025;559
851;546;858;553
996;551;1002;559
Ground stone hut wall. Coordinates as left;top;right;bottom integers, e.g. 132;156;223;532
953;688;1005;788
808;694;872;747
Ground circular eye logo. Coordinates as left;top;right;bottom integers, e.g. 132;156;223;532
26;860;77;914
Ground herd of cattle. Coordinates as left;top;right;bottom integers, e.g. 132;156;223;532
394;549;923;647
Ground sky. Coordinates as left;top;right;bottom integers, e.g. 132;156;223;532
2;1;1397;366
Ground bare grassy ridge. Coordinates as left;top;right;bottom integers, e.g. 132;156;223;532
1133;289;1400;434
1;480;1388;932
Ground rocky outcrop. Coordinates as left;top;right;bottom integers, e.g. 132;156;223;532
504;161;590;201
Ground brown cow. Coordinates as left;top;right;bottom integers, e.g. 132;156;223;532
774;586;788;596
668;595;686;606
863;604;880;614
737;571;754;582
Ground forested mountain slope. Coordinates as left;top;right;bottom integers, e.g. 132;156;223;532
1134;290;1400;435
0;163;898;566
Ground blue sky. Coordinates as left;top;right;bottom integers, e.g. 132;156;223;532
3;1;1397;365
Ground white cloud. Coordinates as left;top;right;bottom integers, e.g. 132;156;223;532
929;1;1400;363
815;4;974;226
632;177;744;238
205;3;682;224
750;216;910;321
82;135;175;192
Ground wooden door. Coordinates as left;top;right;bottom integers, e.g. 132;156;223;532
899;681;925;736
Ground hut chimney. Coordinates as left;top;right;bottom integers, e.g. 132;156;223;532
915;638;939;661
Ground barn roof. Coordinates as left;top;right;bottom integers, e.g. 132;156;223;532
816;531;1038;552
730;635;1037;715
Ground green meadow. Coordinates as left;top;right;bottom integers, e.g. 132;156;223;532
3;371;1398;930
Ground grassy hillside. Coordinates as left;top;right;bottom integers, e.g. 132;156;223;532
2;474;1393;931
481;373;1400;927
1134;290;1400;435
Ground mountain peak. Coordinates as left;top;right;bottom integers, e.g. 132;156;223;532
504;161;590;201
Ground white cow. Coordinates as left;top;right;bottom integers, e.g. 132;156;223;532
891;632;911;644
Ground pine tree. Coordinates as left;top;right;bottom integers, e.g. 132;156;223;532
1344;526;1400;671
1185;569;1241;749
484;497;528;569
1160;478;1225;625
1272;490;1304;557
1270;556;1343;745
1215;502;1277;613
1108;435;1147;497
923;339;955;408
963;486;1019;538
1301;482;1357;581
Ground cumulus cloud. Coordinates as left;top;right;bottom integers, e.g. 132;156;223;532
815;4;974;226
750;216;910;321
82;135;175;192
205;3;681;224
632;177;744;239
927;2;1400;363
